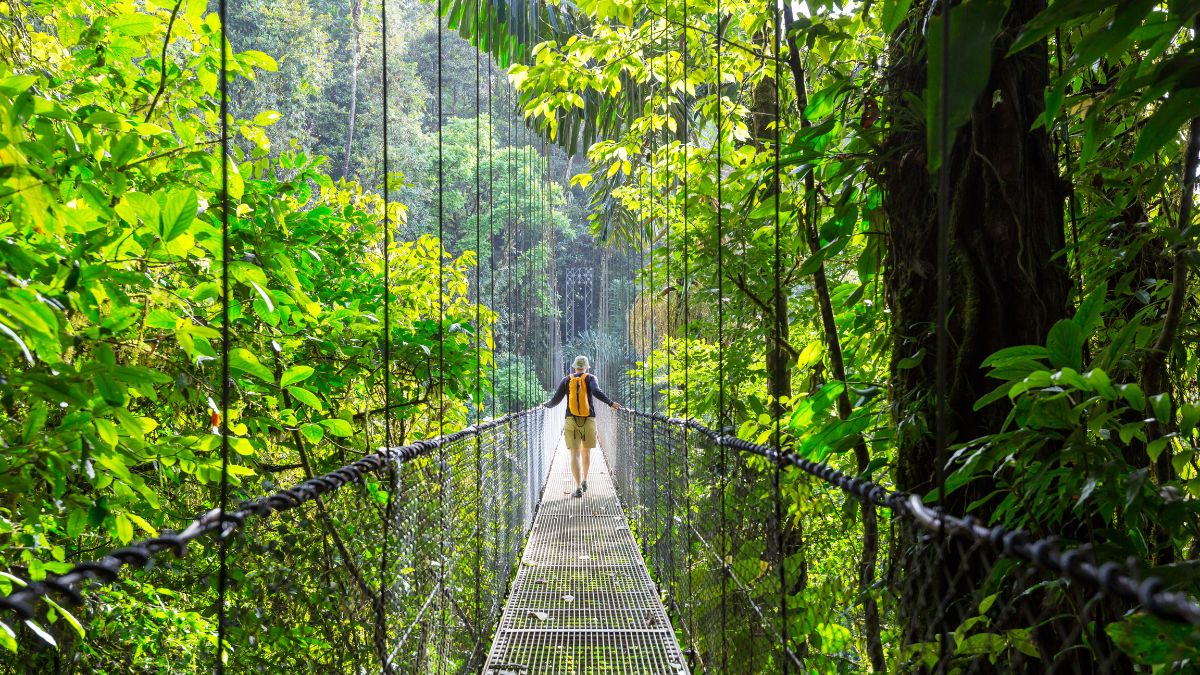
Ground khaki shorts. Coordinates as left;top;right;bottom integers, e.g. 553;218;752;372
564;415;597;449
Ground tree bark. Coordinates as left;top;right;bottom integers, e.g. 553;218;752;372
878;0;1070;649
748;29;793;420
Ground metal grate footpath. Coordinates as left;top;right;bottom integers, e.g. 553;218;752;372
483;440;689;674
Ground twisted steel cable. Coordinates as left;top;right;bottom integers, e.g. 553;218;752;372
617;407;1200;629
0;410;539;620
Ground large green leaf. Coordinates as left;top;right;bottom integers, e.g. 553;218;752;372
281;365;315;387
228;348;275;383
881;0;913;35
1046;319;1083;370
158;189;197;243
1132;88;1200;162
287;386;324;411
1106;613;1200;664
319;418;354;437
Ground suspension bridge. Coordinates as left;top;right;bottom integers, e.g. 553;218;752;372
3;0;1200;670
4;399;1200;672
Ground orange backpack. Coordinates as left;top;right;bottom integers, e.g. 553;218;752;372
567;373;591;417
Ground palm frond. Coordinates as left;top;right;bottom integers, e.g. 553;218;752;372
440;0;656;157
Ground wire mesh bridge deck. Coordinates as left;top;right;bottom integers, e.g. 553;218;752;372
484;439;689;674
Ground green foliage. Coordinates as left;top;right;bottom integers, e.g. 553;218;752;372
1105;613;1200;665
4;0;1200;667
0;0;489;666
488;0;1200;667
490;352;549;411
950;285;1200;564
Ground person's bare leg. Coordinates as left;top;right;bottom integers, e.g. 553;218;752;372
580;446;591;483
568;444;582;487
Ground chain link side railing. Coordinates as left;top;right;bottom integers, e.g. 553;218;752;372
0;406;561;673
600;407;1200;673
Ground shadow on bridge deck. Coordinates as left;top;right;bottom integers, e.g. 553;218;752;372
483;440;688;674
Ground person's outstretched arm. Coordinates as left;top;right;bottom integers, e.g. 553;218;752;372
589;375;620;409
543;378;568;408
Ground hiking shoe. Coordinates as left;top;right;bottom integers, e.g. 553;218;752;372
572;487;583;498
581;480;588;493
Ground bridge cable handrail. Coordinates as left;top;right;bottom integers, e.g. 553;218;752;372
0;408;541;621
615;407;1200;629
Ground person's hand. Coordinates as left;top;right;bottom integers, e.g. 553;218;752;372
611;402;621;410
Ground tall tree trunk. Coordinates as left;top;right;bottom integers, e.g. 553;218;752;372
749;29;792;419
342;0;364;180
745;23;802;663
878;0;1070;650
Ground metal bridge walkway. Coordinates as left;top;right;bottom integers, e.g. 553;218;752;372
483;440;689;674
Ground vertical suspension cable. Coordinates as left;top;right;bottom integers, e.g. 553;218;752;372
662;19;671;419
473;17;483;415
515;118;521;412
540;139;545;387
508;95;515;413
520;7;530;418
680;0;695;641
647;12;659;572
636;183;648;554
435;0;447;657
215;0;231;669
526;130;530;379
648;29;656;402
935;0;952;502
488;41;506;589
484;30;501;580
542;137;550;386
472;0;483;657
530;133;534;401
770;0;789;664
379;0;397;666
660;11;675;611
519;122;526;410
525;126;533;406
524;124;529;407
542;138;548;381
714;0;728;665
639;241;646;415
489;56;497;420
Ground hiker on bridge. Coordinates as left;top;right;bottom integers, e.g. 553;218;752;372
544;355;620;498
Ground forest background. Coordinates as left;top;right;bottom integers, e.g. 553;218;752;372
0;0;618;668
2;0;1200;670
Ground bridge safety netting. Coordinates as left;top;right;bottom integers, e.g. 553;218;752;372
599;407;1200;673
0;407;562;673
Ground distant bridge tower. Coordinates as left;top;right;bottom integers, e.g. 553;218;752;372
563;266;594;357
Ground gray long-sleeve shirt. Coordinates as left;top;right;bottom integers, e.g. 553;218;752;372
544;373;614;417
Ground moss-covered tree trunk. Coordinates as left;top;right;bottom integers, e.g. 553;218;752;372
878;0;1071;647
